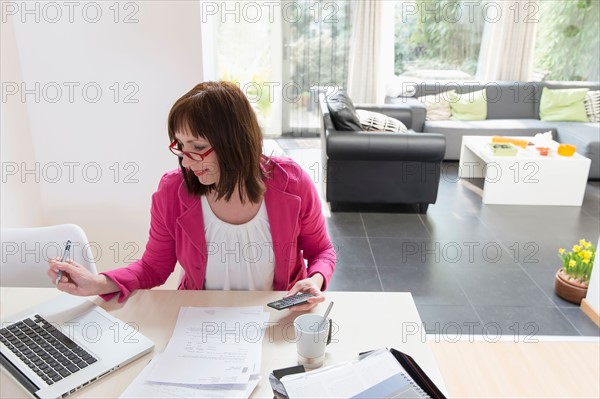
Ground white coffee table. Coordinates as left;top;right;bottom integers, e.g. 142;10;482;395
458;136;591;206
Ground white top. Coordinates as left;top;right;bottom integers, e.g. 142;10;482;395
201;196;275;290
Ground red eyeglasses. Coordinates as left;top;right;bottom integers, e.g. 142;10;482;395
169;141;214;161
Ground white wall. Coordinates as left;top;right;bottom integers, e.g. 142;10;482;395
1;13;45;227
2;1;204;278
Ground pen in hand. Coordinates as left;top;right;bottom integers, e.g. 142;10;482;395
55;240;72;286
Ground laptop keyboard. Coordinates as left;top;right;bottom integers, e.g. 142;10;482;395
0;314;98;386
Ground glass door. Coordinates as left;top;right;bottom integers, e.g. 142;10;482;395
205;0;283;136
281;0;352;135
202;0;352;136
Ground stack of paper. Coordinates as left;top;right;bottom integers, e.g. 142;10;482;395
120;306;270;398
279;349;431;399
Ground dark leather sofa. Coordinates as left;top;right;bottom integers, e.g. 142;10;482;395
319;92;446;213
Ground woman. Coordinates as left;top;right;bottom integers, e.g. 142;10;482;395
48;81;336;311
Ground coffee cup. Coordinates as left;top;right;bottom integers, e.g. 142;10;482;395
293;313;332;369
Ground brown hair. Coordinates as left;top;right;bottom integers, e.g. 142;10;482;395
168;81;266;203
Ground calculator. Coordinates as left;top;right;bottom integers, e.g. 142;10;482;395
267;293;314;310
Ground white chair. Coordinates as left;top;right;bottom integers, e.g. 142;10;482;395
1;224;98;287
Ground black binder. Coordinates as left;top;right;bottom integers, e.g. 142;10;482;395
269;347;446;399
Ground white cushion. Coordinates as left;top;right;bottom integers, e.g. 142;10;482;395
418;93;451;121
584;90;600;123
356;109;408;132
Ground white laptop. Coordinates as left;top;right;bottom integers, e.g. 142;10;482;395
0;294;154;399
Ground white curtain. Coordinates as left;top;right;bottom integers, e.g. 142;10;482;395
477;0;538;81
347;0;394;104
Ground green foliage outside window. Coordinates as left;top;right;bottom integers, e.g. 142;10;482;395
394;0;484;77
394;0;599;82
287;0;352;92
534;0;600;81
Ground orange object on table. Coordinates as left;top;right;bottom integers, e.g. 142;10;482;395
536;147;550;156
557;144;576;156
491;136;528;149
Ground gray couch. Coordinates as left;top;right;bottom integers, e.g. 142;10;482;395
386;81;600;178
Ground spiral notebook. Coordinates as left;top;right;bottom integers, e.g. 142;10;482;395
269;348;446;399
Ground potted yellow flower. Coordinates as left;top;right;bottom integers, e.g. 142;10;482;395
554;239;596;304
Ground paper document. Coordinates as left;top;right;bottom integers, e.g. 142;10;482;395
146;307;270;385
120;354;261;399
280;348;430;398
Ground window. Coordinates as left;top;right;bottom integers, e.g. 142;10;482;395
284;0;352;135
209;0;351;136
394;0;486;80
533;0;600;81
212;1;279;135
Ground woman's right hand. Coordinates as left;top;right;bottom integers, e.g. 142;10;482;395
48;258;116;297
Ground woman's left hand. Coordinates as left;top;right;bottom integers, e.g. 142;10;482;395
285;273;326;311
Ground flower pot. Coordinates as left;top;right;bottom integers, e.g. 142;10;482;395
554;268;588;304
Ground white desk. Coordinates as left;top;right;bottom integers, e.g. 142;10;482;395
1;289;447;398
458;136;591;206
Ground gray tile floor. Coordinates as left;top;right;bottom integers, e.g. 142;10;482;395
275;137;600;338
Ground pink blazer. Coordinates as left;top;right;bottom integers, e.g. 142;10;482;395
101;157;336;302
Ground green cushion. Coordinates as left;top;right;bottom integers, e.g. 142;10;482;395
448;89;487;121
539;87;589;122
